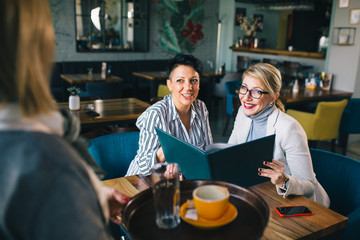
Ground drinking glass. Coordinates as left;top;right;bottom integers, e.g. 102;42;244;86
87;67;93;79
151;162;180;229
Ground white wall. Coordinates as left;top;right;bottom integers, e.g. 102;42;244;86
327;0;360;96
219;0;235;72
326;0;360;144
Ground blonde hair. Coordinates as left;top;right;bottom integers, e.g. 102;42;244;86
0;0;57;116
243;63;285;112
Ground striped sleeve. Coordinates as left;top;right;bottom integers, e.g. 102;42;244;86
191;100;213;148
126;108;163;176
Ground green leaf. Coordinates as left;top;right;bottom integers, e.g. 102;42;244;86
160;34;181;54
183;7;204;27
160;0;180;14
164;21;180;50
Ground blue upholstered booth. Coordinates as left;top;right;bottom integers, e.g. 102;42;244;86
88;131;139;180
339;98;360;155
85;81;123;99
310;148;360;240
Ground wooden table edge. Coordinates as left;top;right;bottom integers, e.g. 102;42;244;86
60;73;123;84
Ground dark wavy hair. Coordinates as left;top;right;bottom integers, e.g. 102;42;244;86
167;54;203;78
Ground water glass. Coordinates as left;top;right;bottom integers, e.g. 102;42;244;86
151;162;180;229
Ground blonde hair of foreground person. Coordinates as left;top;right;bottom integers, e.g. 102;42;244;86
242;63;285;112
0;0;57;116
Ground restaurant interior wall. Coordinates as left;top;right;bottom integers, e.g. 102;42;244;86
327;0;360;94
289;0;332;52
233;2;280;50
233;1;332;52
218;0;235;72
51;0;220;65
220;0;360;145
327;0;360;144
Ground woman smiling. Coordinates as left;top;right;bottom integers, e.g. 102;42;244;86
228;63;330;207
126;54;213;176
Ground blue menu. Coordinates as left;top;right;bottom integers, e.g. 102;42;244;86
155;127;275;187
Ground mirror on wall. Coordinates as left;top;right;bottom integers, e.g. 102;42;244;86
234;0;332;53
75;0;148;52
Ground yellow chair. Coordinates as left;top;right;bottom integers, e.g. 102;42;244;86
150;84;171;104
157;84;171;97
286;99;348;152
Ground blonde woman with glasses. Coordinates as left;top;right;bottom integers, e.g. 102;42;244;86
228;63;330;207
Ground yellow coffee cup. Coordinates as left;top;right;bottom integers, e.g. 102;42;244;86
192;185;230;220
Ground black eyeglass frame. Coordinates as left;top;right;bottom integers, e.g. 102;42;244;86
238;84;269;99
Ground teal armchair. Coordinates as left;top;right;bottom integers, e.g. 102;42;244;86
310;148;360;240
339;98;360;155
88;131;139;180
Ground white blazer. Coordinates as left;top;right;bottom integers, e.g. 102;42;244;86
229;106;330;207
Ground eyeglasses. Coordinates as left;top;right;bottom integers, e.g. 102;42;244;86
238;85;269;99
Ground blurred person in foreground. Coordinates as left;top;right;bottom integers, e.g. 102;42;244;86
0;0;129;239
126;54;213;176
228;63;330;207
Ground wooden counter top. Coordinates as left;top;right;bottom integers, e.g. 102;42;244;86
230;46;325;59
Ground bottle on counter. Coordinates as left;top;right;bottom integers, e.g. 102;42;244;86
219;63;225;74
107;65;112;78
293;79;299;93
239;38;243;47
254;38;258;48
235;39;240;48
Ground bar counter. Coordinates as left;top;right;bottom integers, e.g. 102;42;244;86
230;46;325;59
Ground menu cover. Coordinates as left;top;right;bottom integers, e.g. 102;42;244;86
155;127;275;187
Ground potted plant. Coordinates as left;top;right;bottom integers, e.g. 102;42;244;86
67;86;81;110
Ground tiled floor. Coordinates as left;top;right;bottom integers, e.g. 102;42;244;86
209;99;360;161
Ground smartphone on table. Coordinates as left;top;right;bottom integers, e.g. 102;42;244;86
275;206;313;217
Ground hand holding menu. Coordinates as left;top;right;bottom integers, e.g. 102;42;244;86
155;127;275;187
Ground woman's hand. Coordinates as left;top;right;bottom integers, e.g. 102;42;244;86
103;186;130;224
258;159;287;186
164;163;184;181
156;147;165;163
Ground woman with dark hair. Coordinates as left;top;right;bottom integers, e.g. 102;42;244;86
126;54;213;176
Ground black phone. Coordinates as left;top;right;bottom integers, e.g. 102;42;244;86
86;110;100;117
275;206;313;217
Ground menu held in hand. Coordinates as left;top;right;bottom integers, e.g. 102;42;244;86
155;127;275;187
